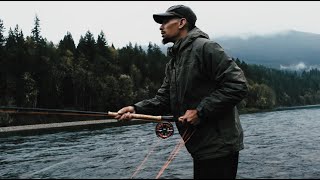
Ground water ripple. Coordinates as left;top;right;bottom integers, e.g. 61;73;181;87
1;108;319;178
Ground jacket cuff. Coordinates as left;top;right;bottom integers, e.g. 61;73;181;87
192;106;204;127
132;104;139;114
196;105;205;120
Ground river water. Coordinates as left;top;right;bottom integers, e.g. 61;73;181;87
1;108;320;179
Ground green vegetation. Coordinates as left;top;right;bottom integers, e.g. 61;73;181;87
235;59;320;112
1;16;320;114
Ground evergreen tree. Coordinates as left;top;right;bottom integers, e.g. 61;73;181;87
96;31;108;55
31;14;42;44
4;25;27;106
58;31;76;54
0;19;5;48
77;30;95;61
94;31;115;75
0;19;6;105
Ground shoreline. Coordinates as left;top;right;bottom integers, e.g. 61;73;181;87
239;104;320;114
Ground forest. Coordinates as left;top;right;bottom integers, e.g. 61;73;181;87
1;16;320;114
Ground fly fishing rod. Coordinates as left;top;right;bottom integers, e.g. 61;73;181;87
107;111;174;122
0;107;111;117
0;107;176;139
0;107;174;122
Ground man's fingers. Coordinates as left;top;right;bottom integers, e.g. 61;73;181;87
115;107;133;120
179;115;199;125
119;112;132;121
179;116;188;126
114;111;123;120
117;110;125;115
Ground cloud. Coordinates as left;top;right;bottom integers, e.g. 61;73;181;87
280;62;320;71
280;62;307;71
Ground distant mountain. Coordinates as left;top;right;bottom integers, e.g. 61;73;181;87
214;30;320;70
147;30;320;71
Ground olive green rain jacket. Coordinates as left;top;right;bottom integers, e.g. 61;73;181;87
134;27;248;160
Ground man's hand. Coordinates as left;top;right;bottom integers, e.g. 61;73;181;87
178;109;200;125
115;106;136;121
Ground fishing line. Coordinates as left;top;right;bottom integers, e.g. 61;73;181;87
1;107;189;178
155;126;196;179
130;139;161;179
129;124;188;178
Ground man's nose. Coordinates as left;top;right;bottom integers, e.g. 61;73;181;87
160;24;164;30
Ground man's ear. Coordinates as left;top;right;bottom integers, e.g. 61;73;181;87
178;18;187;29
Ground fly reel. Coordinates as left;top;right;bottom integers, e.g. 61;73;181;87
155;121;174;139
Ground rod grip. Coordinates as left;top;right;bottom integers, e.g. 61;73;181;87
108;111;162;121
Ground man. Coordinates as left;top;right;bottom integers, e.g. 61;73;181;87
115;5;248;179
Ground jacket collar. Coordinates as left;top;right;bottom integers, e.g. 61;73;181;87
167;27;209;58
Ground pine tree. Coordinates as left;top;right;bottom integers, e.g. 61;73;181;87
96;31;112;60
0;19;6;105
31;14;42;44
58;31;76;54
0;19;5;47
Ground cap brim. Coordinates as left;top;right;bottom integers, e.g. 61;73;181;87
153;13;176;24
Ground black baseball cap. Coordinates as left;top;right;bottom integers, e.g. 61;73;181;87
153;5;197;26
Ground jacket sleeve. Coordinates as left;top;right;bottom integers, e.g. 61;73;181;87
133;65;171;115
196;41;248;119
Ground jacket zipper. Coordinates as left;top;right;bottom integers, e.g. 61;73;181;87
173;61;180;118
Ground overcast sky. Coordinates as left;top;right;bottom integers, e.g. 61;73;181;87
1;1;320;48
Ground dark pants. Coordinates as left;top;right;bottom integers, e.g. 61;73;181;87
193;152;239;179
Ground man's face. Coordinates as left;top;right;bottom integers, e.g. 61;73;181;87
160;17;181;44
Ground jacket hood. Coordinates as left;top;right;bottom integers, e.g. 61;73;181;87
168;27;209;57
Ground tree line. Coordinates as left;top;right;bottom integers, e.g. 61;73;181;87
0;16;319;113
235;59;320;111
